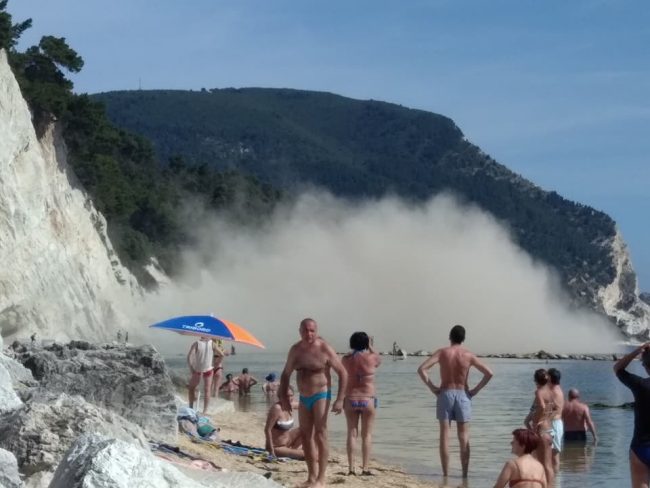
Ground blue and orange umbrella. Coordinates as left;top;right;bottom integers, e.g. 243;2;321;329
150;315;265;349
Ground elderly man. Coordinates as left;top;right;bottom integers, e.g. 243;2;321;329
562;388;598;444
279;318;348;488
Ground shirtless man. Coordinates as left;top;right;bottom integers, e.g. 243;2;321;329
237;368;258;395
563;388;598;444
417;324;493;479
525;369;555;485
279;318;348;488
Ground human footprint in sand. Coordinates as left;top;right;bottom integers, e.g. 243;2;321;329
279;318;348;488
341;331;381;476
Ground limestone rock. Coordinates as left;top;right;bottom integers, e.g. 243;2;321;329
0;393;147;476
10;340;176;442
50;434;282;488
0;49;141;344
0;448;23;488
0;359;22;414
0;351;35;389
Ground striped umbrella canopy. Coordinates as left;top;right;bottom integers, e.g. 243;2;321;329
150;315;265;349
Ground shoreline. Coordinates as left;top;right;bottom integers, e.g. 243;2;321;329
181;402;443;488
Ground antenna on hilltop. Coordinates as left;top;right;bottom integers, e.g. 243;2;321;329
138;78;142;90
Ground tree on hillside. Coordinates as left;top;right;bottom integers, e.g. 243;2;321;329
0;0;31;50
10;36;83;125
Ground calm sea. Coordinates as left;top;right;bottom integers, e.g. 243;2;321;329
168;353;641;488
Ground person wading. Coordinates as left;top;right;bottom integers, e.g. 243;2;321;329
417;324;493;479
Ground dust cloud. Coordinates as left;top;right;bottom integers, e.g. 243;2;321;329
140;192;619;356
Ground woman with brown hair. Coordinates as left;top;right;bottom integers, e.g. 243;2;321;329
493;429;547;487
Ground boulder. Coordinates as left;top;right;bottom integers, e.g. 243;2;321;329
50;434;282;488
0;392;147;476
10;341;176;441
0;448;23;488
0;360;22;414
0;351;36;390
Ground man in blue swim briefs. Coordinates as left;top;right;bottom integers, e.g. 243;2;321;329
417;324;493;479
614;342;650;488
279;318;348;488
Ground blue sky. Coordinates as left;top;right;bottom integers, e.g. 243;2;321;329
9;0;650;287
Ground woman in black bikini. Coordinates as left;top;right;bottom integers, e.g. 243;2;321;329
342;331;381;476
614;342;650;488
264;386;304;460
493;429;547;488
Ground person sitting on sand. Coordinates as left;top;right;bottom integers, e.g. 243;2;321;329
219;373;239;393
237;368;258;395
264;386;304;460
614;342;650;488
562;388;598;444
263;373;280;395
493;428;547;487
341;331;381;476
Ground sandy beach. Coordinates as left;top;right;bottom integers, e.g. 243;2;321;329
174;408;444;488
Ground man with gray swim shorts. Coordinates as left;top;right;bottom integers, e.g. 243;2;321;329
418;325;493;478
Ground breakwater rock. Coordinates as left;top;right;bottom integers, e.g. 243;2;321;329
479;350;619;361
8;340;177;442
380;349;619;360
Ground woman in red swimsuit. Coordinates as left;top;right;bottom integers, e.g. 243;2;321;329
493;429;547;488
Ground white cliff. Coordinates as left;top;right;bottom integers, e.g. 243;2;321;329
0;49;141;342
598;230;650;338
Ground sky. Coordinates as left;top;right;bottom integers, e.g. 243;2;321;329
8;0;650;288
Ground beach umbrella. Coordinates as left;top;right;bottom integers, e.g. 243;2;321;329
150;315;265;349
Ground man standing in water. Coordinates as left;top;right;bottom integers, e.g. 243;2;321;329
417;324;493;479
279;318;348;488
563;388;598;444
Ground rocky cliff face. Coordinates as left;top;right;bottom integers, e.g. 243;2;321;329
0;50;141;343
597;231;650;339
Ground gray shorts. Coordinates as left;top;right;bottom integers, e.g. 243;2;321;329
436;389;471;422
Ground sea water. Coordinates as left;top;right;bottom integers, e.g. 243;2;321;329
168;353;640;487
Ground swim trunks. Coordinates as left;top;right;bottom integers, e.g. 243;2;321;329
299;390;331;411
436;389;471;422
564;430;587;442
549;419;564;452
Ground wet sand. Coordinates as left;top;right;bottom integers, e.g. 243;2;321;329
175;408;445;488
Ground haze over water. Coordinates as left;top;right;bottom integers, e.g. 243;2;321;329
169;353;639;488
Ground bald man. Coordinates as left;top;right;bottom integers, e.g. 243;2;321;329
562;388;598;444
279;318;348;488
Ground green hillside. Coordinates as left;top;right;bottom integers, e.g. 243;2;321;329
94;88;617;307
